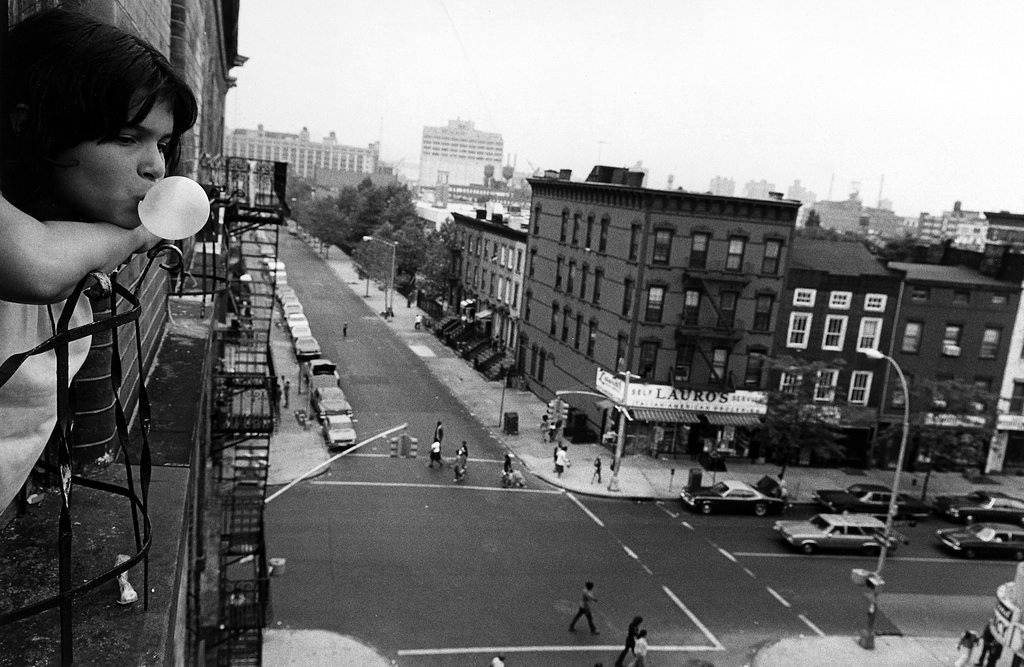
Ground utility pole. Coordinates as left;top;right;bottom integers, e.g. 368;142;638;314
608;370;640;492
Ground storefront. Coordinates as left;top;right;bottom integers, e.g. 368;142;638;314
989;414;1024;473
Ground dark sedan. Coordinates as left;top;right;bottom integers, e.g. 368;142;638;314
681;480;787;517
813;483;932;519
936;523;1024;560
933;490;1024;525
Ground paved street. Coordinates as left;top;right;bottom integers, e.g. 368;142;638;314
263;233;1020;666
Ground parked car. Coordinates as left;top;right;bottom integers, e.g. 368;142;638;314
321;414;357;449
286;313;309;330
310;387;352;418
681;480;786;517
813;483;932;519
293;336;320;362
303;359;340;388
933;491;1024;525
290;324;313;341
282;303;304;318
774;513;901;555
276;286;296;302
936;522;1024;560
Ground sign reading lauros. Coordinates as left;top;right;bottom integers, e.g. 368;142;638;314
595;369;767;414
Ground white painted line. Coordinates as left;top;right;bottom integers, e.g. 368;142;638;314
408;344;435;357
717;547;737;563
731;552;971;564
656;502;679;518
799;614;826;636
642;565;653;575
309;481;559;494
765;586;791;608
680;521;693;530
623;545;639;560
742;567;757;579
397;645;721;656
566;492;605;527
661;586;725;651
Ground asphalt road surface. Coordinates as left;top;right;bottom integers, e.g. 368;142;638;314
265;234;1015;666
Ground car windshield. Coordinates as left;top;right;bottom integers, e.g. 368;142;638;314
710;482;728;495
970;526;997;542
809;515;830;530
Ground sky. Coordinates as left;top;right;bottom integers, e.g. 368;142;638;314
229;0;1024;218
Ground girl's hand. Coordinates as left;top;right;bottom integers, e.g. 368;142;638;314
131;224;162;254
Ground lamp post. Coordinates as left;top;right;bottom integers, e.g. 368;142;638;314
856;348;910;650
608;370;640;493
362;235;397;313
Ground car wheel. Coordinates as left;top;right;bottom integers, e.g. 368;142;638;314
1016;550;1024;561
964;548;977;559
700;503;713;515
801;542;818;555
753;503;767;517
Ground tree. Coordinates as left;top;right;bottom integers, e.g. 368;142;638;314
804;209;822;228
757;356;848;477
417;222;458;304
874;231;923;263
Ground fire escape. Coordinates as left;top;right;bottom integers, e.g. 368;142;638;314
675;265;750;390
191;157;287;666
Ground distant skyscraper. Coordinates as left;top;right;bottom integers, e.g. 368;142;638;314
224;125;379;179
418;119;504;187
786;179;817;205
743;179;776;200
709;176;735;197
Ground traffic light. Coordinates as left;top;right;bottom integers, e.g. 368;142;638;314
558;400;569;424
546;399;558;421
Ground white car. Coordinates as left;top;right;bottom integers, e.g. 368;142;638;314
287;313;309;329
321;414;357;449
282;302;303;317
290;323;312;340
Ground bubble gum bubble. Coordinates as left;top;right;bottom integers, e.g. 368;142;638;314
138;176;210;240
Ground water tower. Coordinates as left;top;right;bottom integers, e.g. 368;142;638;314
483;164;495;187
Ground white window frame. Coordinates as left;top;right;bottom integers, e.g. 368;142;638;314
829;291;852;310
848;371;873;405
822;315;848;351
497;276;505;302
779;372;802;393
787;312;812;349
793;288;816;307
856;317;883;352
814;369;839;402
864;293;888;312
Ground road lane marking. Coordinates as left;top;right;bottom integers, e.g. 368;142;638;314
309;481;559;494
742;567;757;578
656;502;679;518
799;614;825;636
642;565;653;575
661;586;725;651
398;645;723;656
680;520;693;530
623;545;639;560
408;344;435;357
765;586;791;608
731;552;989;564
716;547;737;563
565;492;605;527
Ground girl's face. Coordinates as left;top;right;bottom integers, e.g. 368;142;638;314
49;100;174;229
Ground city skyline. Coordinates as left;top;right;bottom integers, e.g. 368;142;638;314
229;0;1024;217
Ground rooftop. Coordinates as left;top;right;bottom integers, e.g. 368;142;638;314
790;237;893;276
888;261;1015;287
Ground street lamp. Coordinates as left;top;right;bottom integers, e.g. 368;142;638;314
362;235;397;314
855;347;911;650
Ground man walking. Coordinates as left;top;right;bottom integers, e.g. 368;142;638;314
428;439;442;468
568;581;600;635
592;457;602;484
283;378;291;408
433;420;444;444
614;616;644;667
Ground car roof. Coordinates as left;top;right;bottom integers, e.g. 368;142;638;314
718;480;756;492
324;414;352;425
295;336;319;348
317;387;346;398
966;522;1024;533
848;483;889;493
814;513;886;528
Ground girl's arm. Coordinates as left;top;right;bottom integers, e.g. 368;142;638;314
0;195;159;303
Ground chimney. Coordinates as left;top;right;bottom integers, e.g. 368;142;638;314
543;169;559;179
559;169;572;181
476;209;487;219
493;213;504;224
768;192;784;200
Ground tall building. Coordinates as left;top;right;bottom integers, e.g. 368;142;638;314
786;180;817;205
743;179;776;200
418;119;504;187
709;176;735;197
225;125;379;180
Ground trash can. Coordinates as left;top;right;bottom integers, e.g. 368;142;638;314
687;468;703;490
503;412;519;435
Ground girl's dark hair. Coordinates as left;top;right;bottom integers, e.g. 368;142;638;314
1;8;198;208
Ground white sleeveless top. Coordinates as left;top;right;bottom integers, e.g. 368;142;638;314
0;297;92;508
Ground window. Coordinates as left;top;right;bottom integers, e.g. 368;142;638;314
901;322;923;353
857;317;882;351
1010;382;1024;413
981;328;1002;359
690;233;709;269
864;293;888;312
779;372;801;394
497;276;504;302
489;273;495;297
793;288;816;307
550;304;558;335
579;265;589;299
516;250;522;272
829;291;852;309
762;239;781;274
683;289;701;326
599;216;610;253
718;291;738;327
726;237;746;271
753;294;774;331
512;282;519;308
675;343;695;383
910;287;930;302
566;261;575;294
593;269;603;305
629;224;641;261
711;348;729;383
822;315;848;350
814;369;839;402
616;334;628;371
645;286;665;322
622;278;634;316
562;308;571;342
787;312;812;349
993;293;1009;305
555;257;563;290
524;290;532;323
943;325;963;356
528;248;537;278
848;371;873;405
574;314;582;349
586;320;597;357
953;290;970;304
571;213;581;246
744;353;765;388
652;229;672;264
585;214;595;249
560;209;568;243
638;341;659;379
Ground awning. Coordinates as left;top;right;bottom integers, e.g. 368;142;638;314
704;413;763;426
475;309;493;320
630;408;702;424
